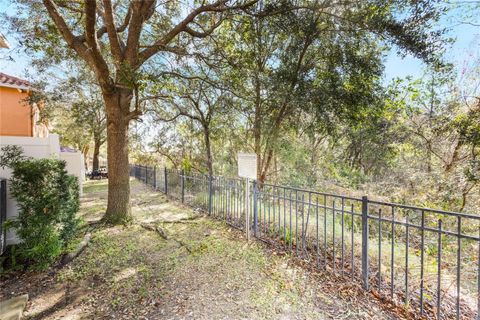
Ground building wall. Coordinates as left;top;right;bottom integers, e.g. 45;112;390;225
0;87;33;137
0;134;84;245
60;151;85;195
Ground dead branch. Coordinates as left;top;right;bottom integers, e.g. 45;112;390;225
140;223;169;240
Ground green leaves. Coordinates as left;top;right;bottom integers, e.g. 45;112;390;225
0;145;26;169
2;146;80;270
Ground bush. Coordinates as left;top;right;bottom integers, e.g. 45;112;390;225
1;146;80;270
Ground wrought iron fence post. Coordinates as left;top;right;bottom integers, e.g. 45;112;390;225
145;165;148;184
208;175;213;215
253;180;258;237
361;195;369;290
181;170;185;203
153;166;157;190
164;167;168;195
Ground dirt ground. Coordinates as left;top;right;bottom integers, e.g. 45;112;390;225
0;179;402;319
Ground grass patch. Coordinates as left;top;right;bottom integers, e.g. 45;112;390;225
83;179;109;193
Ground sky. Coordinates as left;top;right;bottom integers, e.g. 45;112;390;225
0;1;479;83
383;9;480;81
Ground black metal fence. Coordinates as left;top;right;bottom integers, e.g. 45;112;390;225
130;165;480;319
0;179;7;255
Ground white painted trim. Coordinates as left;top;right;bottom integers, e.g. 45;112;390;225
0;83;31;91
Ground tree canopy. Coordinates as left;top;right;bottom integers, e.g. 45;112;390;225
5;0;451;222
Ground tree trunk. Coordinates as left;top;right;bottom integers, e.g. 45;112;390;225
102;91;132;224
253;75;262;182
203;124;213;178
81;145;89;171
92;139;101;171
445;139;462;172
259;149;273;184
459;183;476;212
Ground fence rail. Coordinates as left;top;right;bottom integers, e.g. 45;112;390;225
130;164;480;320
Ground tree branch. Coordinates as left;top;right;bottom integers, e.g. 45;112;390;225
125;0;155;65
84;0;112;85
183;18;224;38
154;112;183;122
102;0;124;63
138;0;259;65
42;0;89;59
77;5;132;43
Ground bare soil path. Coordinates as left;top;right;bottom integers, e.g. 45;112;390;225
1;179;401;319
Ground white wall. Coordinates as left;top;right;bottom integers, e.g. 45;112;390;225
60;151;85;195
0;134;60;159
0;134;84;245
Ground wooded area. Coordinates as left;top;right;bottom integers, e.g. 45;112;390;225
7;0;477;219
1;0;480;319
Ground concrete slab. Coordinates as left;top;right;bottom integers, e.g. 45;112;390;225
0;294;28;320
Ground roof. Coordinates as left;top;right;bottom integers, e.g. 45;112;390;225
0;33;9;49
0;72;31;90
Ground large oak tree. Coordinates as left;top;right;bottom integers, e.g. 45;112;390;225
9;0;258;223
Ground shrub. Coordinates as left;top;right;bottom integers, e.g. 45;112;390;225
0;146;80;270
